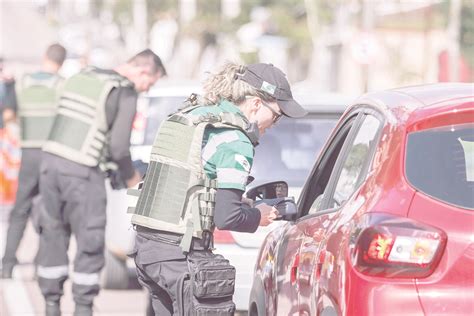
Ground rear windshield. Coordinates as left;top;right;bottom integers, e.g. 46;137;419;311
406;123;474;210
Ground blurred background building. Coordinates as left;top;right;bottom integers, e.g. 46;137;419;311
1;0;473;95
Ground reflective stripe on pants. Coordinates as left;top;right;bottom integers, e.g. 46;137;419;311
37;265;69;279
72;272;100;286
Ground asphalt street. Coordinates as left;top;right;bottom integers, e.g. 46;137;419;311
0;205;148;316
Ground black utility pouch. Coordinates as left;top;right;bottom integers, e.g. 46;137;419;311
186;251;236;315
193;297;235;316
187;251;236;299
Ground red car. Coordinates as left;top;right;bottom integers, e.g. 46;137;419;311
249;83;474;316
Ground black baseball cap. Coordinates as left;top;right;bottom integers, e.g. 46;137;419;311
238;63;307;118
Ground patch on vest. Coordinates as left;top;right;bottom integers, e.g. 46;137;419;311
235;154;251;172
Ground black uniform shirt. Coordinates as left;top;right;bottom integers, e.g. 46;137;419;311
104;80;137;181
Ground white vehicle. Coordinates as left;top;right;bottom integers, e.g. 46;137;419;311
103;82;351;312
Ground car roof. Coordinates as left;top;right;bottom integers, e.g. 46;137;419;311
358;83;473;111
390;83;473;107
353;83;473;123
294;92;352;114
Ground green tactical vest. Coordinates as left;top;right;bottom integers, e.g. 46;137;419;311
128;102;254;252
17;73;62;148
42;68;132;166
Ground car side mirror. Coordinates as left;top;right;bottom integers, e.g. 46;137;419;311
246;181;289;200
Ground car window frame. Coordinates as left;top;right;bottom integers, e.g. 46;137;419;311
297;110;364;219
319;109;384;211
297;107;384;221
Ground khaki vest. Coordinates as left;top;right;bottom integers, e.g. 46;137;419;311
42;68;132;166
129;104;253;251
17;73;62;148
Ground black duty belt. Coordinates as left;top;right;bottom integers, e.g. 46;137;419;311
136;226;209;251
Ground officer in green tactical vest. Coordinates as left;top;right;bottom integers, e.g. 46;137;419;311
1;43;66;279
130;62;307;315
36;49;166;316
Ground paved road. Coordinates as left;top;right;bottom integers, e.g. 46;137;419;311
0;204;148;316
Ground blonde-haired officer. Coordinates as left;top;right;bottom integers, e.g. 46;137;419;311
130;62;307;315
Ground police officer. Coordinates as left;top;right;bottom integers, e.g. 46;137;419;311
37;49;166;316
0;57;18;129
1;43;66;278
130;62;307;315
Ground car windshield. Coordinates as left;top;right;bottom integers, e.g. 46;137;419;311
406;123;474;210
251;116;339;187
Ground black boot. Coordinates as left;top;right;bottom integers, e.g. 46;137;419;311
74;303;93;316
45;300;61;316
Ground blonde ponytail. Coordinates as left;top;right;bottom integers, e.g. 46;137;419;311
202;62;275;106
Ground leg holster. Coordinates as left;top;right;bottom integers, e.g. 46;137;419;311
180;251;236;315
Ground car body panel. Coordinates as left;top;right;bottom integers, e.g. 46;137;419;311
251;83;474;315
409;192;474;314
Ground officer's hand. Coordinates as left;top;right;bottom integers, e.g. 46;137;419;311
126;170;142;188
256;203;278;226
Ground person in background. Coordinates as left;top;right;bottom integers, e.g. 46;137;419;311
36;49;166;316
1;43;66;279
0;57;20;206
0;57;18;128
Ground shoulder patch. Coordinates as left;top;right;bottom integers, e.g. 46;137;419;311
235;154;251;172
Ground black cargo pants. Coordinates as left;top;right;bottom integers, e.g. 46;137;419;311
131;228;236;316
36;153;107;305
2;148;41;269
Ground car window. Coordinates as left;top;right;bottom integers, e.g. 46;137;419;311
300;115;359;216
252;115;339;187
406;123;474;210
326;114;381;209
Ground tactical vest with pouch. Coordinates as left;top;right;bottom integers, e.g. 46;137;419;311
129;101;255;252
17;73;62;148
42;68;132;166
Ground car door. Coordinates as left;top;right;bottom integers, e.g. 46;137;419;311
273;112;361;315
296;111;383;316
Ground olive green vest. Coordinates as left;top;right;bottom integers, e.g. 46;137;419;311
129;102;253;252
42;68;132;166
17;73;62;148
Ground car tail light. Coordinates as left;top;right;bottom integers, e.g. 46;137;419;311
350;214;447;278
213;229;236;244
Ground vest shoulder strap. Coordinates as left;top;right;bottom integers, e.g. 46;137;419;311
82;67;133;88
21;73;61;90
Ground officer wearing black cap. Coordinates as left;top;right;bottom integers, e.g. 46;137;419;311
130;62;306;315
